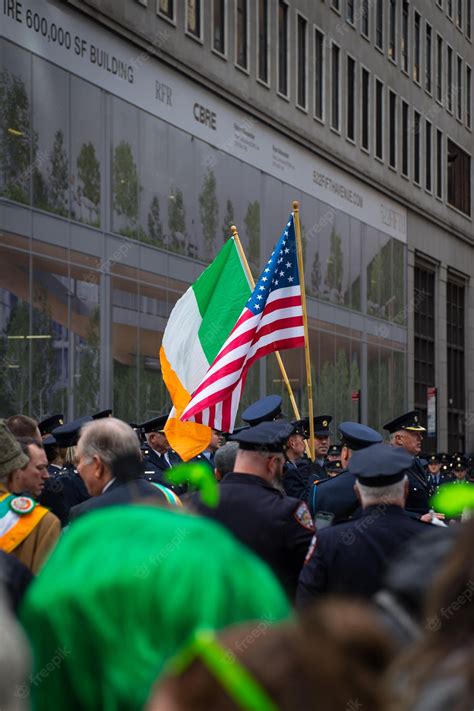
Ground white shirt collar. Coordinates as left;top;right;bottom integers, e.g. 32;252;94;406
102;477;116;494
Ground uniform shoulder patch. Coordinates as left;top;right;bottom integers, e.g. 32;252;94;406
293;502;315;532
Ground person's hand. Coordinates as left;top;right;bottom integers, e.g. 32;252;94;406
420;511;446;522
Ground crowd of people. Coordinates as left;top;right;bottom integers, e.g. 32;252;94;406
0;397;473;710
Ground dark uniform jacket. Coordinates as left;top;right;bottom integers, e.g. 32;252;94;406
311;457;432;521
68;478;170;523
297;504;429;604
39;464;89;527
283;458;327;501
190;472;314;598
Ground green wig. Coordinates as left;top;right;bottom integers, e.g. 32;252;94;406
21;505;290;710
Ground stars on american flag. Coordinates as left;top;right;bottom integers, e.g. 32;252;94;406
246;214;300;316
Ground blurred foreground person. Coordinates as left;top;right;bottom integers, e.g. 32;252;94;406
0;588;30;711
298;444;431;604
0;421;60;574
6;415;41;444
21;504;290;710
149;599;395;711
69;417;178;522
387;517;474;710
190;421;314;599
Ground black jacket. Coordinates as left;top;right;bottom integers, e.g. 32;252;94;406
283;458;327;501
297;504;430;604
68;478;170;522
190;472;314;599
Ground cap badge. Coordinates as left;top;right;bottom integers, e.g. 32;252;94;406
414;415;418;422
59;418;63;425
10;496;36;515
323;420;328;427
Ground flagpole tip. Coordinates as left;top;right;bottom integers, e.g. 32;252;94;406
230;225;238;236
292;200;299;211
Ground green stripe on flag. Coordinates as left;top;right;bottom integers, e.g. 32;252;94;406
193;239;251;364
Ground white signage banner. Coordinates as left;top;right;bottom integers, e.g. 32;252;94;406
2;0;407;241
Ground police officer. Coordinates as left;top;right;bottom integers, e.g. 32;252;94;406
189;420;315;599
39;416;91;525
283;415;332;500
326;444;342;462
241;395;285;427
297;443;431;604
383;411;432;516
309;421;382;519
140;416;181;481
38;414;64;476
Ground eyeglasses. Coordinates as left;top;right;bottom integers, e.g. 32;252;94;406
168;629;279;711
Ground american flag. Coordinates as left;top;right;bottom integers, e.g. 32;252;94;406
180;214;305;433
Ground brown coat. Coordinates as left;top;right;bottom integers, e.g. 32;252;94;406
0;484;61;574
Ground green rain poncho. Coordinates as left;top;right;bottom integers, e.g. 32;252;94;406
21;504;290;710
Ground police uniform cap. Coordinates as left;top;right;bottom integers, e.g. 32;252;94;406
348;442;413;487
428;453;441;463
229;420;294;453
141;415;168;434
383;410;426;433
327;444;342;456
92;409;113;420
220;424;249;442
338;421;383;451
241;395;283;426
326;459;343;473
42;434;57;448
52;416;93;448
441;463;451;473
438;452;449;464
38;414;64;436
292;415;332;439
453;458;467;471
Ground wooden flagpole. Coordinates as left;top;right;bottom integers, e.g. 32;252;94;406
292;201;315;461
230;225;306;443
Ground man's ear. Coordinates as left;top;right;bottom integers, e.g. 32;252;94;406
92;454;106;481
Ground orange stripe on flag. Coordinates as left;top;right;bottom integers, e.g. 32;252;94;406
159;346;211;461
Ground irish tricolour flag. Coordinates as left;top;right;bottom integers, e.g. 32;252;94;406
160;237;252;460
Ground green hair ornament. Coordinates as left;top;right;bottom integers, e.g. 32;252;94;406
430;482;474;518
166;461;219;507
170;629;279;711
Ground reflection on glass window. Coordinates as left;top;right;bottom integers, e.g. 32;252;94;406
367;231;406;323
32;56;70;217
111;97;141;240
0;41;32;205
187;0;201;38
71;76;102;227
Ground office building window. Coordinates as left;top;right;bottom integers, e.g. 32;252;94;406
187;0;202;38
331;43;340;129
389;0;397;60
447;46;453;111
436;129;443;198
236;0;248;70
402;100;409;176
425;120;432;191
457;0;463;28
447;278;465;453
361;0;369;37
436;34;443;102
213;0;226;54
314;29;325;120
414;12;421;82
402;1;409;72
467;65;472;128
158;0;174;21
347;0;355;24
376;0;384;49
414;264;435;441
332;0;341;11
375;79;384;159
467;0;471;37
414;110;421;184
297;14;307;108
447;139;471;215
258;0;269;83
389;91;396;168
447;0;453;18
361;67;370;149
457;56;463;119
425;23;432;93
347;56;356;140
277;1;288;94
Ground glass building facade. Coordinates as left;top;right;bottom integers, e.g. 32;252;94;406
0;37;407;429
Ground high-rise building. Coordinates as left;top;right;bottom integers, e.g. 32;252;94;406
1;0;472;451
